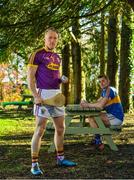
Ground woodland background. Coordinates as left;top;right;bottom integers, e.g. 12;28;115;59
0;0;134;112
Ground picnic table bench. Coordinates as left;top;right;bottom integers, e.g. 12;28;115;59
47;104;121;152
1;94;33;110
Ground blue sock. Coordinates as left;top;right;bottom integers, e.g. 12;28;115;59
95;134;100;139
95;134;102;144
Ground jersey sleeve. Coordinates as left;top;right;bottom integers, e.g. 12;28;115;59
103;88;116;99
109;89;115;99
28;52;41;67
58;54;62;64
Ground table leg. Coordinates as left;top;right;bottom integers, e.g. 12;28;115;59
94;116;118;151
103;134;118;151
94;116;107;129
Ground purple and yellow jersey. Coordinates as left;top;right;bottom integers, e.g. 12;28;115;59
101;87;124;121
28;48;61;89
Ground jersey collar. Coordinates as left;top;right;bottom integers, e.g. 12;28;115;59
44;46;54;53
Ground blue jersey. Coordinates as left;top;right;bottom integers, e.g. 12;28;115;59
101;87;124;121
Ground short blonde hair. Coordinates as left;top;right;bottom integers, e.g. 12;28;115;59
45;27;59;37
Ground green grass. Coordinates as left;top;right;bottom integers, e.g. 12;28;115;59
0;111;134;179
0;118;35;136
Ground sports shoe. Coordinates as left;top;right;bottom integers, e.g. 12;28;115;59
97;143;105;151
90;139;104;151
31;163;43;175
57;159;77;167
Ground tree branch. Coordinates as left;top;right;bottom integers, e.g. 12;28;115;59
69;0;114;19
127;0;134;11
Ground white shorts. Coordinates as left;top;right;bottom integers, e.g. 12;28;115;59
34;89;65;118
107;113;123;126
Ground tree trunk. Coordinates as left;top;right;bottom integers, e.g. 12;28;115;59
119;6;132;112
71;20;81;103
61;43;70;105
0;83;3;101
100;12;105;75
107;12;118;87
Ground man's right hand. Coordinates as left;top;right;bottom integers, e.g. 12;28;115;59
34;96;43;105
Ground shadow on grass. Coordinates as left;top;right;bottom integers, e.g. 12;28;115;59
0;109;33;119
0;138;134;179
0;111;134;179
0;132;54;141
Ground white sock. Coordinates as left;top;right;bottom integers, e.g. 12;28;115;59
57;155;64;161
32;162;38;168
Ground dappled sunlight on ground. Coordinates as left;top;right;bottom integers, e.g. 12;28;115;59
0;111;134;179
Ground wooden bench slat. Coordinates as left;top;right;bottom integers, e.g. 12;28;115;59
2;101;33;107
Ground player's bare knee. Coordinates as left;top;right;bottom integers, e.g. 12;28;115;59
56;126;65;136
36;126;45;137
88;117;95;123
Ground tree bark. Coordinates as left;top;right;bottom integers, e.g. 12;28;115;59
119;6;132;112
71;20;81;103
107;11;118;87
100;12;105;75
61;43;70;105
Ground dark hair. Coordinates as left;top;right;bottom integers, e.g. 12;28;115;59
98;74;109;80
45;27;59;36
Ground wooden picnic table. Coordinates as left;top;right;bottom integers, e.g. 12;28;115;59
48;104;120;152
17;94;33;110
20;94;33;101
1;94;33;110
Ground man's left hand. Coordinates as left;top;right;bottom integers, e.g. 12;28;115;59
80;100;89;108
61;75;68;84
